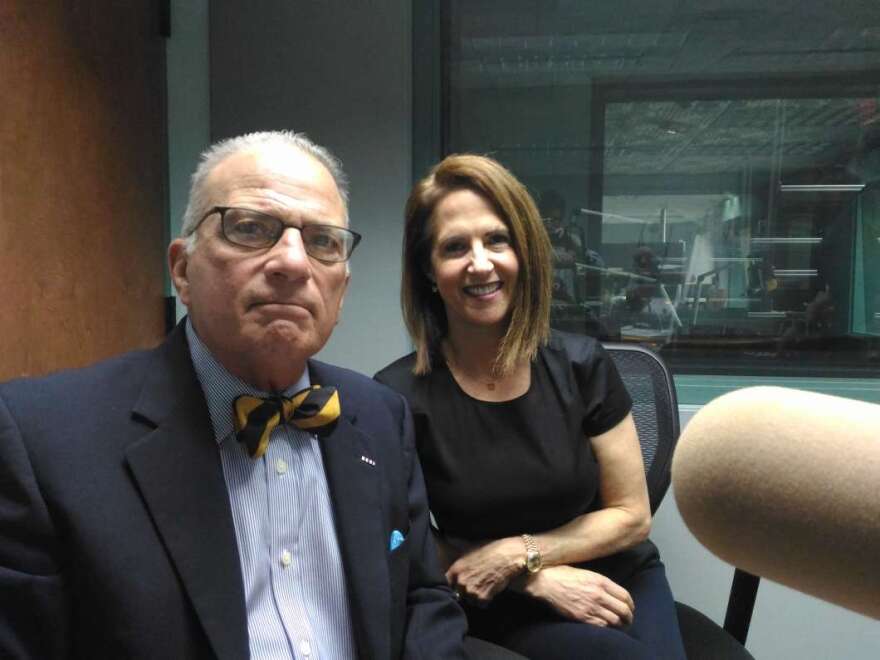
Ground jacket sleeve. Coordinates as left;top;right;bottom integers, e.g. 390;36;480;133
0;391;71;658
396;396;470;660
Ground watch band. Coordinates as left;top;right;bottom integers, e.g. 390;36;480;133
521;533;543;573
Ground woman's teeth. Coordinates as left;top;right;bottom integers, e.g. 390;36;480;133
465;282;502;296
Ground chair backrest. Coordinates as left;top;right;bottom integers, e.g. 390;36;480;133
602;342;679;514
604;343;760;646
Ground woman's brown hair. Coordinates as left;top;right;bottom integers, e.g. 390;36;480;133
401;154;553;375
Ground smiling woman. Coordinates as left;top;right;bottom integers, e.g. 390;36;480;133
376;154;687;660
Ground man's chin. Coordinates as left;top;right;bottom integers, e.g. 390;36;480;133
255;322;334;359
257;319;313;345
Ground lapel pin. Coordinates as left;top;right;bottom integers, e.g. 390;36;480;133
360;455;376;466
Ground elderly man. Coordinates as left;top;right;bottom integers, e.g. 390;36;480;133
0;131;468;659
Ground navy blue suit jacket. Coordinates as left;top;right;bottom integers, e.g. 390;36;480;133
0;324;468;659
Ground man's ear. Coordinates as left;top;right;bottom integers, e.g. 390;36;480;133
336;271;351;318
168;239;191;306
334;271;351;323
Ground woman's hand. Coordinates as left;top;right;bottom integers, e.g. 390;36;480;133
445;537;524;605
524;565;634;627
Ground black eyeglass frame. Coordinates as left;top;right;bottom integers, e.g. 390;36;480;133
194;206;362;263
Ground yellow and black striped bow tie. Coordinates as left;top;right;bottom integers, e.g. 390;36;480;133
232;386;341;459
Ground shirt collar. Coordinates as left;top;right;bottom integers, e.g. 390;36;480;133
186;319;310;445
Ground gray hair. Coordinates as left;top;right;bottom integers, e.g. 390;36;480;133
180;130;350;250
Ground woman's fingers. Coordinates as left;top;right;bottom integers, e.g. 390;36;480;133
539;568;634;627
600;591;634;627
599;580;634;627
591;605;625;628
447;569;501;604
444;540;520;605
602;578;635;612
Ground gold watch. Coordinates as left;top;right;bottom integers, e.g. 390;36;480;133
521;534;543;573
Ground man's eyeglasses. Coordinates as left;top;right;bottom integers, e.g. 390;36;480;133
198;206;362;263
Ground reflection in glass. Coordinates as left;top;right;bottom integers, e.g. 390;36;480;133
594;96;879;376
440;0;880;378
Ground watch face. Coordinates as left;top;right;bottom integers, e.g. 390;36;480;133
526;550;541;573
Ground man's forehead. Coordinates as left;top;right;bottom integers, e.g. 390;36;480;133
205;147;345;214
208;147;331;188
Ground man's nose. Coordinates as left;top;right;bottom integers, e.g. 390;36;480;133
265;226;311;280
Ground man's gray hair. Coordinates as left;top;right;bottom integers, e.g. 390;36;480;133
180;130;350;249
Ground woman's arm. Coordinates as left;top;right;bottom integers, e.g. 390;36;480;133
530;412;651;566
445;413;651;602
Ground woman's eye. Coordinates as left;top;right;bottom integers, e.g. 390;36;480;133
440;240;467;256
487;232;510;248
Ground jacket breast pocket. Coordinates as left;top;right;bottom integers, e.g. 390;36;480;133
387;536;410;654
388;532;410;595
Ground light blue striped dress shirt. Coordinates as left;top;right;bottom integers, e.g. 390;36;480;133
186;321;357;660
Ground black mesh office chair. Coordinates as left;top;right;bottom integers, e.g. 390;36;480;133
603;343;758;660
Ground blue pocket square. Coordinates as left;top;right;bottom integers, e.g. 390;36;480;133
389;529;405;551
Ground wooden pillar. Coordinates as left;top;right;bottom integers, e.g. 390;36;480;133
0;2;168;379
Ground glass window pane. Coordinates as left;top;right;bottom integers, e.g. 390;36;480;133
599;93;879;376
441;0;880;378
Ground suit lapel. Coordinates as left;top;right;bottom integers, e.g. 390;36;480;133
125;327;249;660
311;362;391;660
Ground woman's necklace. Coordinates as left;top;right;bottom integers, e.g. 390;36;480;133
453;363;498;392
444;346;499;393
448;354;531;401
443;339;532;399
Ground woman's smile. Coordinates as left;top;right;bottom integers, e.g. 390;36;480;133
463;282;504;298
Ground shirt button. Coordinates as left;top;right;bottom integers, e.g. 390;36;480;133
299;639;311;657
280;550;292;567
275;458;288;475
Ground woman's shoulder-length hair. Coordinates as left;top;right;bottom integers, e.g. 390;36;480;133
401;153;553;375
